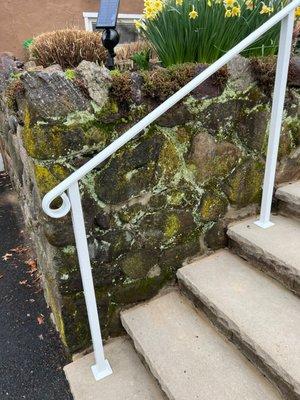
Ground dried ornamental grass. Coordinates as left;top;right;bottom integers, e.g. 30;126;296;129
30;29;106;69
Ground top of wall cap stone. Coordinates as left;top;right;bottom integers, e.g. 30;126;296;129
76;61;112;108
0;53;22;95
21;69;91;121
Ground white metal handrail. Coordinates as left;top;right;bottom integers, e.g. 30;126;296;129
42;0;299;381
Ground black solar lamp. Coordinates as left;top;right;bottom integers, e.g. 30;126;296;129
96;0;120;70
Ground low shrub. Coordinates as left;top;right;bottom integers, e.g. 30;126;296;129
250;55;299;92
134;0;297;66
110;71;134;103
142;63;228;100
110;63;228;103
30;29;106;69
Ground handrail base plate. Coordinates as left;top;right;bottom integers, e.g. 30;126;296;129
91;359;113;381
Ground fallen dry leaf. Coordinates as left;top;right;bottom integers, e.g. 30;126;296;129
10;245;29;254
2;253;12;261
0;274;3;279
25;259;37;274
37;314;45;325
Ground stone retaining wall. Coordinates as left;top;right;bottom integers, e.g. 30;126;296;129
0;52;299;353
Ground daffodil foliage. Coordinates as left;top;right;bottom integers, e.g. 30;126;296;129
135;0;299;66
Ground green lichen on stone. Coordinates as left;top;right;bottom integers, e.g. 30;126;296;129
164;213;181;239
93;99;119;120
156;126;203;197
199;191;228;222
120;250;158;279
62;295;92;352
118;203;146;224
34;162;69;195
283;115;300;147
226;159;264;207
64;110;96;127
167;190;185;207
112;268;172;305
158;139;181;179
23;106;110;160
83;125;107;147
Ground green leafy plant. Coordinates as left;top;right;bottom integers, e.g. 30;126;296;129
131;48;151;70
64;69;76;80
23;38;34;49
135;0;292;66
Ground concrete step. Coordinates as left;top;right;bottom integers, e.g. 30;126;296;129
121;291;282;400
276;181;300;219
227;215;300;296
178;250;300;400
64;336;166;400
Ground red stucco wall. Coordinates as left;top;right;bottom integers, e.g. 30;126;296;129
0;0;144;58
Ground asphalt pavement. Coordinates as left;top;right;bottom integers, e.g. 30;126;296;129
0;172;73;400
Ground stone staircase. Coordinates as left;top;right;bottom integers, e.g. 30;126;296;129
121;181;300;400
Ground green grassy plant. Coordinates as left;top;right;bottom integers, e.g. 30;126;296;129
131;49;152;70
135;0;292;66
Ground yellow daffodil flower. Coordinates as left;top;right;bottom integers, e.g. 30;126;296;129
143;0;164;19
154;0;163;11
231;5;241;15
260;3;273;14
246;0;254;10
295;7;300;17
189;5;199;19
224;0;235;8
134;20;143;30
225;8;232;16
176;0;183;5
207;0;212;7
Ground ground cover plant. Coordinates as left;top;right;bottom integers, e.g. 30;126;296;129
135;0;300;66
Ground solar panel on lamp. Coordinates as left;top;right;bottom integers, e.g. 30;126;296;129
96;0;121;29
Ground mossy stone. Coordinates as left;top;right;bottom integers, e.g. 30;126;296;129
23;109;108;160
61;295;91;353
160;234;201;270
199;89;269;152
199;192;228;222
138;209;196;249
149;192;167;209
62;291;110;353
33;162;69;195
157;139;182;181
112;270;172;305
95;134;163;204
225;159;264;207
118;203;146;224
204;221;227;250
190;131;242;184
120;249;160;279
43;215;75;247
101;230;133;261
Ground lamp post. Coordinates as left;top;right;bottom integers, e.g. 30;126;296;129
96;0;120;70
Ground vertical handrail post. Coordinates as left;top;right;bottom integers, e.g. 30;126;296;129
67;182;112;381
255;10;295;228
